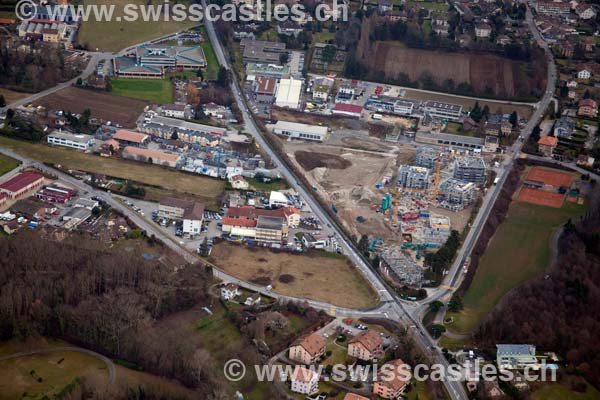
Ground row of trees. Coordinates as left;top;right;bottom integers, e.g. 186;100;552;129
0;43;79;92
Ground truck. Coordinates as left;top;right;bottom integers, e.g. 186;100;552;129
493;177;500;185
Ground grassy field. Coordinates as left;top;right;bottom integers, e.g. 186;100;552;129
0;153;20;176
76;0;198;51
110;78;173;104
209;242;380;309
0;136;224;207
0;338;199;399
0;88;30;105
0;349;107;399
199;29;219;80
531;383;600;400
447;201;585;335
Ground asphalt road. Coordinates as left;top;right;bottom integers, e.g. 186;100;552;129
411;4;559;334
0;7;558;397
200;3;471;398
0;52;112;113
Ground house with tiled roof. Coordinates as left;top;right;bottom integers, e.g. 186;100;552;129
348;330;384;361
538;136;558;157
288;333;326;365
290;366;319;395
578;98;598;118
373;359;411;399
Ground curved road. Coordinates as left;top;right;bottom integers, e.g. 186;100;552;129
0;346;116;384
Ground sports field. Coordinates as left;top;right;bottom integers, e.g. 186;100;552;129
110;78;173;104
527;166;574;187
76;0;198;52
447;201;585;335
517;187;565;208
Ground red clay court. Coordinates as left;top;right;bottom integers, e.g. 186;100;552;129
526;167;573;187
517;187;565;208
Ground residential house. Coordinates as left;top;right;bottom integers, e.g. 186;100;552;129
343;394;369;400
221;283;241;300
290;366;319;395
475;23;492;38
485;115;513;137
373;359;410;399
277;21;303;37
554;116;575;138
348;330;384;361
566;79;578;88
496;344;538;370
578;68;592;80
161;104;187;119
578;98;598;118
229;175;249;190
575;4;596;19
288;333;326;365
538;136;559;156
577;154;595;167
245;292;261;306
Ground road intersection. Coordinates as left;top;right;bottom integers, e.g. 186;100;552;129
0;5;558;397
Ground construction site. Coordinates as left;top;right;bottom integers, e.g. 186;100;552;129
371;146;492;288
283;135;490;288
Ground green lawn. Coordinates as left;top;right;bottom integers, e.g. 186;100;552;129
0;154;20;176
447;201;586;335
532;383;600;400
199;28;219;80
76;0;198;51
0;350;107;399
110;78;173;104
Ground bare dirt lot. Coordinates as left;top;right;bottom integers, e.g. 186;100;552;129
286;141;411;242
33;87;148;128
295;151;352;170
209;242;379;309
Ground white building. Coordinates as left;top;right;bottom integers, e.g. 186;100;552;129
578;69;592;80
161;104;187;119
269;191;289;208
496;344;538;370
272;120;328;142
229;175;249;190
221;283;241;300
422;101;462;121
290;366;319;395
47;131;94;151
275;78;302;109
